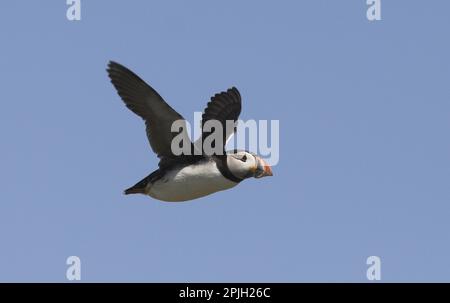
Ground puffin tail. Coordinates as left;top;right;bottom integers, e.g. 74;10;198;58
124;186;146;195
123;170;160;195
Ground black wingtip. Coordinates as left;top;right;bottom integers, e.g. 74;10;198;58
106;60;115;70
229;87;241;98
106;60;131;75
107;60;119;67
107;60;122;72
106;60;118;76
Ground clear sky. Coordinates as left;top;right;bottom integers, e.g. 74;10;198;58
0;1;449;282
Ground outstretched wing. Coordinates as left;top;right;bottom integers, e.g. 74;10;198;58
199;87;242;153
107;61;193;160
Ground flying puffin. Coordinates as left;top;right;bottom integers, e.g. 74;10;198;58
107;61;273;202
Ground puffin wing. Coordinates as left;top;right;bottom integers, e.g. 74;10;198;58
107;61;193;160
199;87;242;153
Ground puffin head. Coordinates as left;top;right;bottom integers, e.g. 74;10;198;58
226;150;273;180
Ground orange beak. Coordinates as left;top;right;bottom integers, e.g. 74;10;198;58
254;156;273;178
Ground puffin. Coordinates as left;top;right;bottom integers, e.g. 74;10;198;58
107;61;273;202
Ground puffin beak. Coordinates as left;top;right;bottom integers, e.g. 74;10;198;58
254;156;273;178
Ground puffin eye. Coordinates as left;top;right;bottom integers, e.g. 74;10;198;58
241;155;247;162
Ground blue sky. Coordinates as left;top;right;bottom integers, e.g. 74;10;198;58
0;1;449;282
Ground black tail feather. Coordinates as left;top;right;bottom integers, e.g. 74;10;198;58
124;186;146;195
123;169;162;195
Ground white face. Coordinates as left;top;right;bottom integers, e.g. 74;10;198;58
226;151;258;179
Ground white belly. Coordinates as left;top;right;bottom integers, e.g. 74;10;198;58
146;160;238;202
